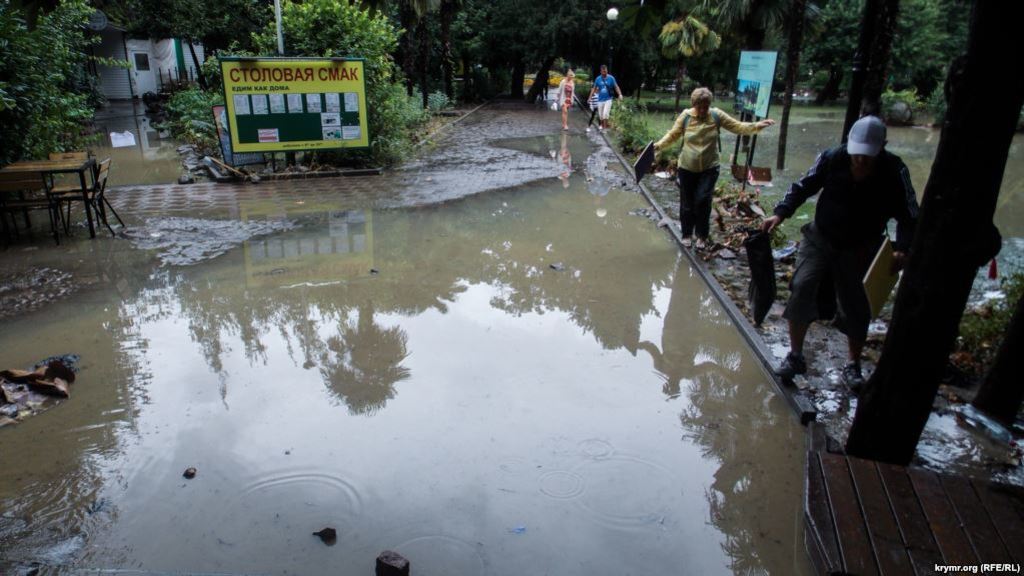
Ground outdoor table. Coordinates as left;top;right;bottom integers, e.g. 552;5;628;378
0;157;98;238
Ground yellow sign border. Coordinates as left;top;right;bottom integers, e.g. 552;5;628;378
221;57;370;153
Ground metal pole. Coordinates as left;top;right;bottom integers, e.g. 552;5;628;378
274;0;284;55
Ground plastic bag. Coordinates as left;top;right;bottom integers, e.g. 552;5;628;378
743;229;777;326
551;101;559;111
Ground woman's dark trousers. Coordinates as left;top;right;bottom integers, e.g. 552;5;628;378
677;167;719;239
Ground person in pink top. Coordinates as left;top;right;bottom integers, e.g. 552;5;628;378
556;70;576;131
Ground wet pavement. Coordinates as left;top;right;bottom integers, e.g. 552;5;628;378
642;106;1024;486
0;103;810;574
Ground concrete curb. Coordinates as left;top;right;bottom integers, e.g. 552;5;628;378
596;127;816;426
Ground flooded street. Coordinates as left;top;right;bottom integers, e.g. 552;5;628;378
0;107;810;574
90;101;184;187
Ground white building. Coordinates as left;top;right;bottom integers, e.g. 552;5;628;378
90;23;206;99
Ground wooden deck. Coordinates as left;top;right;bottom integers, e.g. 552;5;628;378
805;449;1024;575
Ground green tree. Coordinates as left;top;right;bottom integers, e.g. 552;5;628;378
251;0;422;165
803;0;857;104
890;0;966;96
0;0;97;164
659;14;721;112
700;0;788;49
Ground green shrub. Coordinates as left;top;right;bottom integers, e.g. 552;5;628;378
926;87;946;125
611;101;657;154
0;0;98;164
161;87;224;154
958;272;1024;369
427;91;452;112
252;0;411;166
880;88;922;125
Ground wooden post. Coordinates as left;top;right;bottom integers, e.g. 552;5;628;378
845;0;1024;465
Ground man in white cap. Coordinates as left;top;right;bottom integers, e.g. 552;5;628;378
761;115;920;391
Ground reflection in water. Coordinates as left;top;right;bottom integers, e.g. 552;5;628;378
321;303;411;415
0;132;808;575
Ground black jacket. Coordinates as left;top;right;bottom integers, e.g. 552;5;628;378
773;146;919;252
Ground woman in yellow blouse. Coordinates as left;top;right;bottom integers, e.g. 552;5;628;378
654;87;775;249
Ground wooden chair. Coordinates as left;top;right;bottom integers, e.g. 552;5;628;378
51;157;124;236
0;171;60;244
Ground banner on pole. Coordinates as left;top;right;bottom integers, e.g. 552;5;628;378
221;57;370;153
736;51;777;118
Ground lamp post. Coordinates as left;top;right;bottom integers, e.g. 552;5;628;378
606;7;618;71
274;0;284;55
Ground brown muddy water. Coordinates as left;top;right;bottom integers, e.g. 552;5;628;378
0;131;810;574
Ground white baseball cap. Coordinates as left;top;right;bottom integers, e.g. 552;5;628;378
847;116;886;157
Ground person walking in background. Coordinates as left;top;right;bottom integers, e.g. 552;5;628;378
588;65;622;132
556;70;576;131
654;87;774;249
760;115;919;391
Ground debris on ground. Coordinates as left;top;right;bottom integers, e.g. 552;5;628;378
124;217;296;266
183;467;197;479
0;356;80;426
313;527;337;545
0;268;77;320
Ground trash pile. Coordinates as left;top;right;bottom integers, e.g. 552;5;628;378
0;355;80;427
697;183;799;323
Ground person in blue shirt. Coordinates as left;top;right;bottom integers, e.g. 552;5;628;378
588;65;623;132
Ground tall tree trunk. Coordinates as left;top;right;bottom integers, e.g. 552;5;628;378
673;63;685;113
845;0;1024;465
972;293;1024;424
187;40;207;90
440;0;455;101
861;0;899;116
815;66;843;105
525;57;556;103
400;2;416;97
461;54;472;102
842;0;881;140
418;15;429;109
511;59;525;99
777;0;808;170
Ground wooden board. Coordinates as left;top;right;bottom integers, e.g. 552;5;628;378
805;451;843;573
908;469;978;566
848;457;914;575
971;479;1024;565
863;238;901;318
876;463;945;575
633;141;654;184
940;475;1012;564
820;453;880;575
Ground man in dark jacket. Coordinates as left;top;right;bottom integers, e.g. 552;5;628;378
761;116;919;390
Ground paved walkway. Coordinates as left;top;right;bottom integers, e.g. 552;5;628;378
107;101;630;220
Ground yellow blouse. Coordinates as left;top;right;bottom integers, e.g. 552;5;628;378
654;107;763;173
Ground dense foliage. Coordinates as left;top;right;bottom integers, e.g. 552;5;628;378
957;273;1024;375
0;0;97;165
162;87;223;154
251;0;427;165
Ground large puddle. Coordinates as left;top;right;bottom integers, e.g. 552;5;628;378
0;129;809;574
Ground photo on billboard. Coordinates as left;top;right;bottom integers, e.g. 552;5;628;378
735;51;777;118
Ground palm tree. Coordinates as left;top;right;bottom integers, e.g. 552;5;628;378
700;0;789;50
659;15;721;112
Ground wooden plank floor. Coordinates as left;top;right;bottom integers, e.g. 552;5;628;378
805;451;1024;575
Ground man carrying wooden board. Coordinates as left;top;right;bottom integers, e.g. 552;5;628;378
761;116;919;391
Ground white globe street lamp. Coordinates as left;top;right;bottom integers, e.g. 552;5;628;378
607;7;619;21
